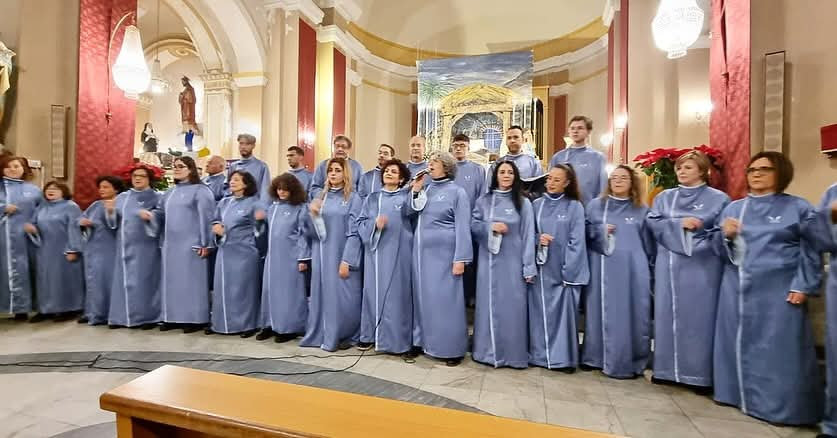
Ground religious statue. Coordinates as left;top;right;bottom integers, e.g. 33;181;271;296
178;76;197;133
0;40;16;147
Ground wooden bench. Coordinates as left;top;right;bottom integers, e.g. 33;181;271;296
100;364;622;438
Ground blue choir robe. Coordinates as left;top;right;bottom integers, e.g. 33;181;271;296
287;167;313;195
453;160;486;211
548;146;608;204
713;193;823;425
808;184;837;435
202;173;226;202
409;179;473;359
358;167;382;199
471;191;536;368
300;188;364;351
78;200;117;324
309;158;363;199
407;160;428;177
28;200;85;314
212;195;263;334
582;196;654;378
0;178;41;314
151;183;215;324
357;189;415;354
106;188;162;327
487;153;544;190
229;157;272;202
647;184;729;386
260;201;310;335
529;193;589;369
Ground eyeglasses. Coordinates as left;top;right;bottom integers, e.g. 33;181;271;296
746;166;775;174
173;164;188;169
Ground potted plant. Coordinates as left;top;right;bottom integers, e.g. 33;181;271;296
633;144;723;204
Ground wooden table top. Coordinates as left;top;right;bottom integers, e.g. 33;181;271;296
100;365;622;438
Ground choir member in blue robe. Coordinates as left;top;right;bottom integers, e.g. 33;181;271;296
407;135;429;177
713;152;823;426
152;157;215;333
24;181;84;319
286;146;313;195
647;151;730;389
452;134;485;307
472;160;536;368
356;159;414;354
548;116;608;204
529;164;589;372
210;170;265;337
581;165;653;378
300;158;364;351
358;144;395;199
256;174;310;343
202;156;227;201
408;151;473;366
106;166;162;329
809;184;837;438
77;176;124;325
228;134;272;202
0;157;41;319
487;126;543;188
309;135;363;198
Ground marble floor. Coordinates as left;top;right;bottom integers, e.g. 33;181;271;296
0;318;821;438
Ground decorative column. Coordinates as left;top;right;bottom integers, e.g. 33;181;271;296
346;67;361;142
201;71;234;157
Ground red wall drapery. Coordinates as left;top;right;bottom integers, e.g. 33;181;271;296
75;0;138;208
297;20;317;171
709;0;751;199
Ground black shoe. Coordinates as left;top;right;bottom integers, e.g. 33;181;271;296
691;385;713;396
204;328;214;335
76;316;89;324
28;313;50;323
108;324;121;329
13;313;28;321
274;333;297;343
159;323;178;331
445;357;463;367
651;376;672;385
556;367;576;374
337;342;353;350
182;324;204;334
139;323;157;330
255;329;274;341
239;329;258;339
403;347;422;359
54;312;78;322
356;342;374;351
579;364;600;372
816;434;837;438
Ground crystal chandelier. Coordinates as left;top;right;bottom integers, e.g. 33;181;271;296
149;0;169;95
651;0;705;59
112;24;151;99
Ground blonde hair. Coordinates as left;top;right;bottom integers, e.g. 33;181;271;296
675;151;711;183
604;164;644;207
325;158;352;201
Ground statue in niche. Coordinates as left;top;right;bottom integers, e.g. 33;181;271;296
178;76;197;133
0;40;17;148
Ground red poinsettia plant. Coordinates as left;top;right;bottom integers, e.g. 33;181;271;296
114;161;169;191
633;144;723;189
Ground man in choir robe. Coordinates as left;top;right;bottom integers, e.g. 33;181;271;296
358;144;395;199
549;116;608;204
407;135;428;176
451;134;485;307
487;126;543;189
228;134;272;202
202;155;227;201
310;135;363;198
286;146;312;194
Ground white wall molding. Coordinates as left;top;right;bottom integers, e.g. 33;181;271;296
264;0;324;25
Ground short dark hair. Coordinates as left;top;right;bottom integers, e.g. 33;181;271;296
569;115;593;131
44;180;73;200
379;143;396;156
229;170;259;197
748;151;794;193
452;133;470;143
269;173;306;205
287;146;305;156
379;159;411;188
1;156;34;181
333;135;353;149
237;133;257;144
174;156;201;184
507;125;524;134
95;175;126;193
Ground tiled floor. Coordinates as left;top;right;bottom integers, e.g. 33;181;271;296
0;318;821;438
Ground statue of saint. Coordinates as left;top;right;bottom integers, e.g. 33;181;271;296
178;76;197;133
0;40;16;146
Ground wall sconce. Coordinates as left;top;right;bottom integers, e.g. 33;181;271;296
693;100;713;124
600;133;614;147
615;114;628;130
301;131;316;145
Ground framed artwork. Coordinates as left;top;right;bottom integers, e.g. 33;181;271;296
50;104;68;178
763;51;785;152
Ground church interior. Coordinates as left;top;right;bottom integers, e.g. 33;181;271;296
0;0;835;437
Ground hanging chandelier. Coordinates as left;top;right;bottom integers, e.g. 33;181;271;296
651;0;705;59
112;24;151;99
149;0;170;95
